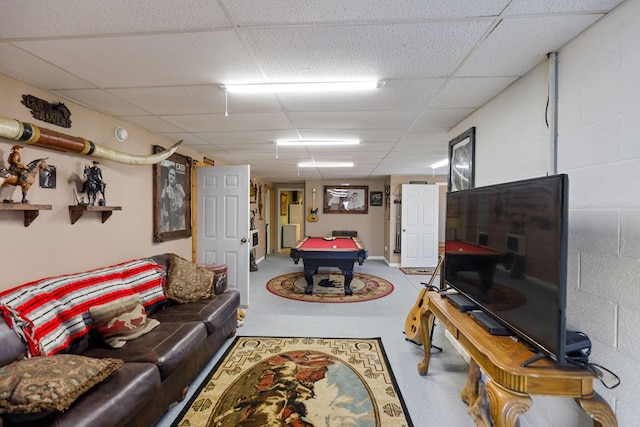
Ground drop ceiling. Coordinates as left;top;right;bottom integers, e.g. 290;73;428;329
0;0;625;183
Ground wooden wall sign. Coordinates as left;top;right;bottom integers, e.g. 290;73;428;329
21;94;72;128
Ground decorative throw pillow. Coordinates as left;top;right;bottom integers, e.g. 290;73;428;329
89;294;160;348
0;354;123;417
165;254;215;304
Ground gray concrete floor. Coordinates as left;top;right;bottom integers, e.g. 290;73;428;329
155;253;474;426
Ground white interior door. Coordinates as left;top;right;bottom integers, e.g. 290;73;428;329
196;165;250;306
401;184;439;267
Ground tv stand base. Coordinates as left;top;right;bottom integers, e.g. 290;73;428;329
417;290;617;427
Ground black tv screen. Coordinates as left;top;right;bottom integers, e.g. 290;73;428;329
444;174;569;363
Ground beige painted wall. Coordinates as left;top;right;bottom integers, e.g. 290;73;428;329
0;74;207;290
303;179;385;257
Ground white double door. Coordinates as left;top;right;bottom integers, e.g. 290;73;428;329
400;184;439;267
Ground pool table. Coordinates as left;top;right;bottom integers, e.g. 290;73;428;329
290;236;368;295
445;241;510;292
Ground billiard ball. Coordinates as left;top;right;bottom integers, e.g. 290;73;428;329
332;245;337;248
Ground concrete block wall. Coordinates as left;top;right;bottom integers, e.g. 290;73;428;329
448;1;638;425
558;1;640;424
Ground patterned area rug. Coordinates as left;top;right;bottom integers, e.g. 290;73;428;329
266;271;394;303
399;267;435;275
172;336;413;427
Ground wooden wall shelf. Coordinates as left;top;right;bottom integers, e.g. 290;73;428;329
0;203;52;227
69;205;122;224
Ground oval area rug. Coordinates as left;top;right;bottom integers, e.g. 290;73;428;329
266;271;394;303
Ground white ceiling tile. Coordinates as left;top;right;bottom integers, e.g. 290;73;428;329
429;77;517;109
505;0;625;15
15;31;262;87
226;0;509;25
243;21;493;81
53;89;149;116
457;16;603;77
0;43;94;90
0;0;231;38
163;112;292;132
289;111;418;130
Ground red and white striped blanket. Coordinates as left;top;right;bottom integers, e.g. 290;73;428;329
0;259;166;357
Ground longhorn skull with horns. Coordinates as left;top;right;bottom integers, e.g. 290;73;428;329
0;116;182;165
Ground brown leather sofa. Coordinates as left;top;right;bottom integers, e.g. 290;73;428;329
0;254;240;427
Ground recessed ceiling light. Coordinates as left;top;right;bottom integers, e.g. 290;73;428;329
223;81;381;93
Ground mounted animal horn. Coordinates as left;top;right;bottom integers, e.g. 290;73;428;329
0;116;182;165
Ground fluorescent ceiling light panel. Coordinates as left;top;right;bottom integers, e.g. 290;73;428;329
276;139;360;146
298;162;354;168
431;158;448;168
224;81;380;93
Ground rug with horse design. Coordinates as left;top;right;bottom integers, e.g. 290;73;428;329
266;271;394;303
172;336;413;427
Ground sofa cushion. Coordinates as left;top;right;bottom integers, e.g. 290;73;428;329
165;254;214;304
83;321;206;380
89;295;160;348
0;355;123;420
152;291;240;336
27;362;160;427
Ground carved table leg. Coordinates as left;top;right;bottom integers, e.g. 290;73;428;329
461;360;481;406
468;382;492;427
417;307;435;376
485;380;532;427
575;392;618;427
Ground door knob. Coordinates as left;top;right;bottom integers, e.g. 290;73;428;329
241;238;247;243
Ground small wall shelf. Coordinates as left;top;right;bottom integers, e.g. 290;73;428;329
69;205;122;224
0;203;52;227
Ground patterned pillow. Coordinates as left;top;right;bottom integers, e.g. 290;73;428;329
89;295;160;348
165;254;214;304
0;355;123;417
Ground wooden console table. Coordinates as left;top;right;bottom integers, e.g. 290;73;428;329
418;290;617;427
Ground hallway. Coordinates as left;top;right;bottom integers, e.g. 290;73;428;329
157;253;474;426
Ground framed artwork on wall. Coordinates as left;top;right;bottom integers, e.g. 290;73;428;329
323;185;368;214
153;145;192;242
370;191;383;206
448;127;475;192
280;193;288;216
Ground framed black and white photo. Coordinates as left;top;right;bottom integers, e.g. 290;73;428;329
323;185;368;214
39;164;56;189
448;127;475;192
153;145;192;242
370;191;383;206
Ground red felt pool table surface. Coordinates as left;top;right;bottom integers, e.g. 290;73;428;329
445;241;505;255
296;236;363;251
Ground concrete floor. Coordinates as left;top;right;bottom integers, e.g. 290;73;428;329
155;253;475;426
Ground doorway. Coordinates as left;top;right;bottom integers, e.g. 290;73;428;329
278;187;304;251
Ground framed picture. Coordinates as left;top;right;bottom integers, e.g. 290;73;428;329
280;193;288;216
448;127;475;192
323;185;368;214
153;145;192;242
370;191;383;206
39;164;56;189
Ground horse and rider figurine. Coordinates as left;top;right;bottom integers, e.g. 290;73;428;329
0;144;50;204
81;160;107;206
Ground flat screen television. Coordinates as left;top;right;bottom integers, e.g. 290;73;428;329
444;174;569;364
